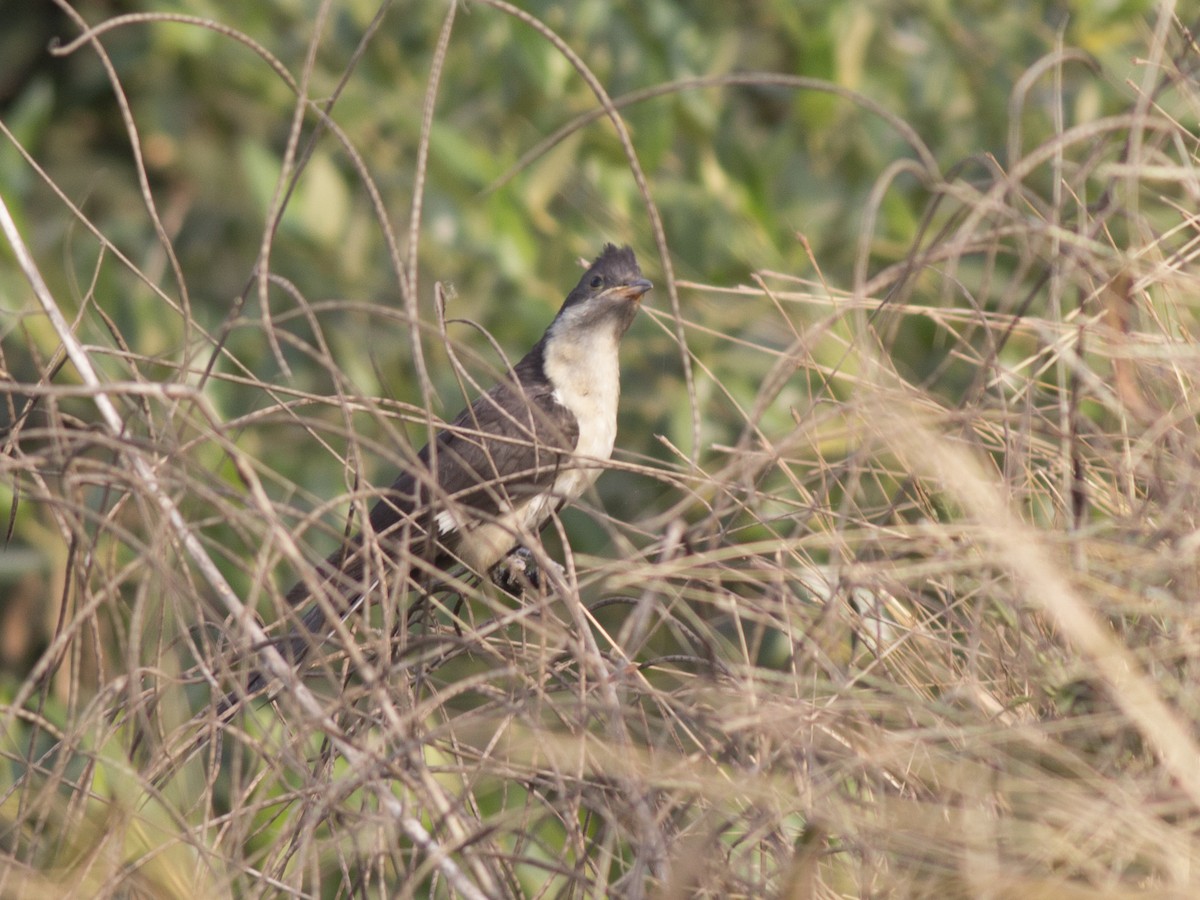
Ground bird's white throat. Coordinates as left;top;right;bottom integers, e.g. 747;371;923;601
543;320;622;465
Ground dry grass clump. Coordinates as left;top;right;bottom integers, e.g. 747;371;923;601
5;5;1200;898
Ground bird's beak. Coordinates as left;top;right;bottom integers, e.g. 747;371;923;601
615;278;653;302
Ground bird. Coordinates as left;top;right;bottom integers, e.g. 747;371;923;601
233;243;652;702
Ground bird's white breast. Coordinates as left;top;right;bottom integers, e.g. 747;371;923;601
542;321;622;479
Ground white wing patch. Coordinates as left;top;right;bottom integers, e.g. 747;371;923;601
435;509;459;535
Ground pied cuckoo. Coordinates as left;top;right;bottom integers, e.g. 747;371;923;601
237;244;651;699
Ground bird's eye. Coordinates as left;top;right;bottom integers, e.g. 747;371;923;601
590;275;603;288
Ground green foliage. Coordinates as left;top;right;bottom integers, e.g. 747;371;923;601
4;0;1200;897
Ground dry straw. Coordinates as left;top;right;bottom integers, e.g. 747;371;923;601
4;3;1200;898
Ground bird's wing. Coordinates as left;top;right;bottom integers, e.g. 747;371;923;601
269;380;578;661
415;378;581;527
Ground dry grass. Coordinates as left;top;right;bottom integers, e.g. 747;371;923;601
5;4;1200;898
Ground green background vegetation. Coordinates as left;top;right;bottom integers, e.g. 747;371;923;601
4;0;1197;897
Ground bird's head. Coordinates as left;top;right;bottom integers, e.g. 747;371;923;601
550;244;652;341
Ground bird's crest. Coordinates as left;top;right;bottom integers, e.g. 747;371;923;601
585;243;641;282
